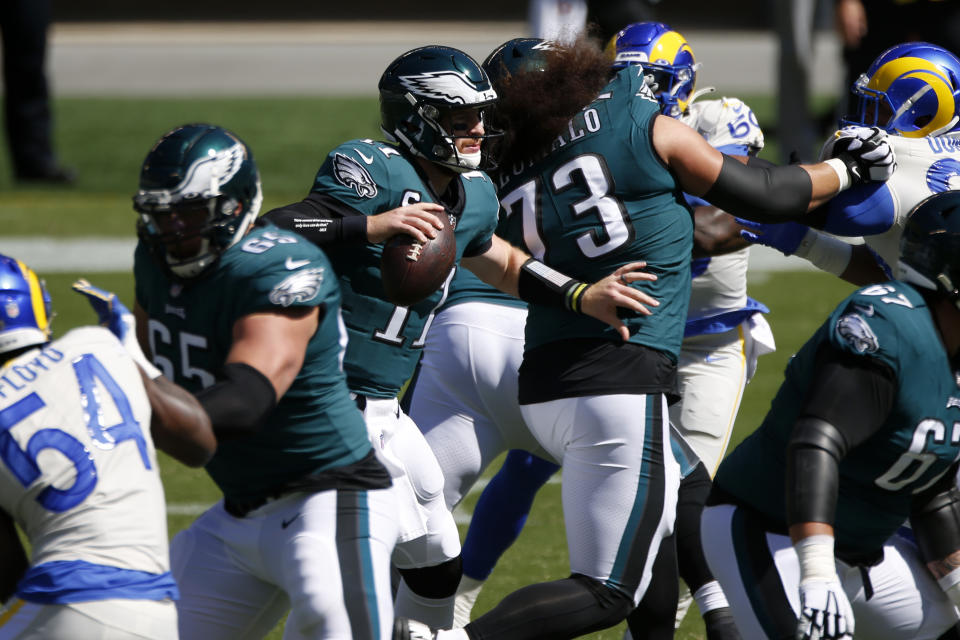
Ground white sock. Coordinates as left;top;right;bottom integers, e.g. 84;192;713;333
693;580;730;614
453;575;485;628
436;630;470;640
675;584;693;628
395;580;456;630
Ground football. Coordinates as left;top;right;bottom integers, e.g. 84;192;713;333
380;211;456;306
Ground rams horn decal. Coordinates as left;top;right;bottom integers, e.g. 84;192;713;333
333;152;378;199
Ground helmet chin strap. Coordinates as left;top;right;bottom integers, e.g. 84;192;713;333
451;149;482;172
168;237;214;279
929;115;960;137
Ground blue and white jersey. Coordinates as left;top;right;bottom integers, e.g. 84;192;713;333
0;327;175;605
818;134;960;276
681;96;768;337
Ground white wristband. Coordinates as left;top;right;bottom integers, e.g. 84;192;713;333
824;157;852;192
794;534;838;585
793;228;853;276
118;316;163;380
938;566;960;607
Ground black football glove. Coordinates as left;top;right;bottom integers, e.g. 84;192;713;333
825;126;896;185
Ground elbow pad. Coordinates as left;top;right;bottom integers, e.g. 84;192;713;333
195;362;277;437
786;417;847;526
912;484;960;563
703;154;813;223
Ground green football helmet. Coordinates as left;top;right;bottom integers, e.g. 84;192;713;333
899;190;960;309
379;45;499;173
133;124;262;280
482;38;551;91
480;38;551;168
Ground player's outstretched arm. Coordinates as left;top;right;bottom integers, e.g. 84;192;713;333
73;279;162;379
462;236;659;340
652;115;895;223
736;219;890;285
691;205;752;257
73;281;215;466
140;370;215;467
0;508;27;604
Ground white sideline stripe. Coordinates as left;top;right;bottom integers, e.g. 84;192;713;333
0;238;136;272
0;237;814;273
164;475;563;522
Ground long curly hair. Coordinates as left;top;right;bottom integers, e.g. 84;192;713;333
492;37;612;169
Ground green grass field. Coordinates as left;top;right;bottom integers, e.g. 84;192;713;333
2;94;854;639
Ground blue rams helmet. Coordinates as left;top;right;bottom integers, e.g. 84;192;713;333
842;42;960;138
379;45;500;173
134;124;262;280
0;255;52;356
899;190;960;309
606;22;698;118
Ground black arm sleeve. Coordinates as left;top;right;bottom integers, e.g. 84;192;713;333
802;345;897;444
262;193;368;246
702;154;814;223
786;417;845;526
911;468;960;563
195;362;277;439
785;346;897;526
517;258;588;313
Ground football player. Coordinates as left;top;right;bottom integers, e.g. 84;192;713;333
701;190;960;639
441;25;775;638
131;123;401;639
0;256;213;639
740;42;960;286
262;45;658;630
396;35;896;640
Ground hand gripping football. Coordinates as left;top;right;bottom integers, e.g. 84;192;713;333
380;211;456;307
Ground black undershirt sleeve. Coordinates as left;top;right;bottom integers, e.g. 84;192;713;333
195;362;278;439
702;154;815;223
262;192;368;246
801;345;896;445
785;345;897;526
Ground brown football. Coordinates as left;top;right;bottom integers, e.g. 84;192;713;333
380;211;456;307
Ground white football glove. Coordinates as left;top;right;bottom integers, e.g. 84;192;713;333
797;579;855;640
822;126;897;184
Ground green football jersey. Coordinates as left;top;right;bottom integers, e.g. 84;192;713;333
134;223;372;503
496;67;694;358
311;139;500;398
441;265;526;312
715;281;960;555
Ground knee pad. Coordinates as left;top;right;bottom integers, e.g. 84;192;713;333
398;555;463;599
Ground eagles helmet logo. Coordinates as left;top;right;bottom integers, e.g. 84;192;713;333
836;313;880;353
333;152;378;199
399;71;497;105
269;267;325;307
138;142;246;207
